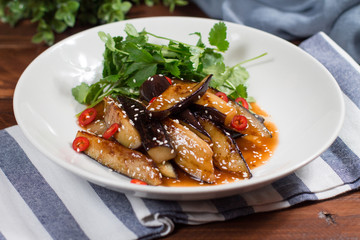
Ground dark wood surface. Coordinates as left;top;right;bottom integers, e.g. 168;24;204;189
1;3;359;239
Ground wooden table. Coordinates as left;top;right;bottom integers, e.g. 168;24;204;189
1;3;359;239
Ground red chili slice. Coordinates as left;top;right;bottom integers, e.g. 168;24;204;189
78;107;97;127
72;136;90;152
149;97;157;104
231;115;248;131
103;123;119;139
235;97;249;110
215;92;228;102
130;179;148;185
165;76;172;85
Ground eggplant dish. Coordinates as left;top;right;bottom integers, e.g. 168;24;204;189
73;74;277;186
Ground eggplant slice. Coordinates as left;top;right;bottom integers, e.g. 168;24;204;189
155;161;178;179
228;100;272;138
163;118;215;183
103;96;142;149
146;74;212;119
117;95;176;163
76;131;162;185
193;89;272;138
199;118;252;178
175;109;211;143
194;90;237;127
191;105;227;125
140;74;171;101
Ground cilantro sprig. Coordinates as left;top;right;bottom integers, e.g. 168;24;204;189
72;22;267;107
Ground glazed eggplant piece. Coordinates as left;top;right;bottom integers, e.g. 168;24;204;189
76;131;162;186
140;74;211;142
199;118;252;178
191;104;227;125
155;161;177;179
228;100;272;138
192;107;245;139
175;109;211;143
139;74;171;101
193;89;272;138
146;74;212;119
117;95;176;164
207;86;271;137
193;90;237;127
163;118;215;183
103;97;142;149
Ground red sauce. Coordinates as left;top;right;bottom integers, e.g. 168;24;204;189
162;103;278;187
237;103;278;170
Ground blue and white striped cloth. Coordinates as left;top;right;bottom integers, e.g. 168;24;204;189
1;32;360;240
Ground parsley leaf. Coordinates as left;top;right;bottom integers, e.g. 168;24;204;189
208;22;229;52
72;82;91;104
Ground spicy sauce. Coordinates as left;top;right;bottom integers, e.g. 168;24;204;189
162;102;278;187
237;103;278;169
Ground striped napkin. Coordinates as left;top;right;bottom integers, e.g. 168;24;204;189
1;32;360;240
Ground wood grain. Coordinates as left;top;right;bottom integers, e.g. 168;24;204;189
1;3;359;239
166;191;360;239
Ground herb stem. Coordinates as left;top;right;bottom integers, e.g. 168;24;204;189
145;31;208;52
237;52;268;65
224;79;236;90
147;42;192;56
114;49;130;56
145;31;185;45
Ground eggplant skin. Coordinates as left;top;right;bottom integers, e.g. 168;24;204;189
146;74;212;119
76;131;162;186
192;108;244;139
175;109;211;143
139;74;171;101
191;104;227;125
117;95;176;163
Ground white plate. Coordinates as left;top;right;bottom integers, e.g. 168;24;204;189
13;17;344;200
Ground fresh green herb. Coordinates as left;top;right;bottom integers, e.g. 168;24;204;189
0;0;188;45
208;21;229;52
72;22;267;107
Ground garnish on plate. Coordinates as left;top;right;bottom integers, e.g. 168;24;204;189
72;22;266;109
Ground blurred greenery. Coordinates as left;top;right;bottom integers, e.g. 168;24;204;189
0;0;188;45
